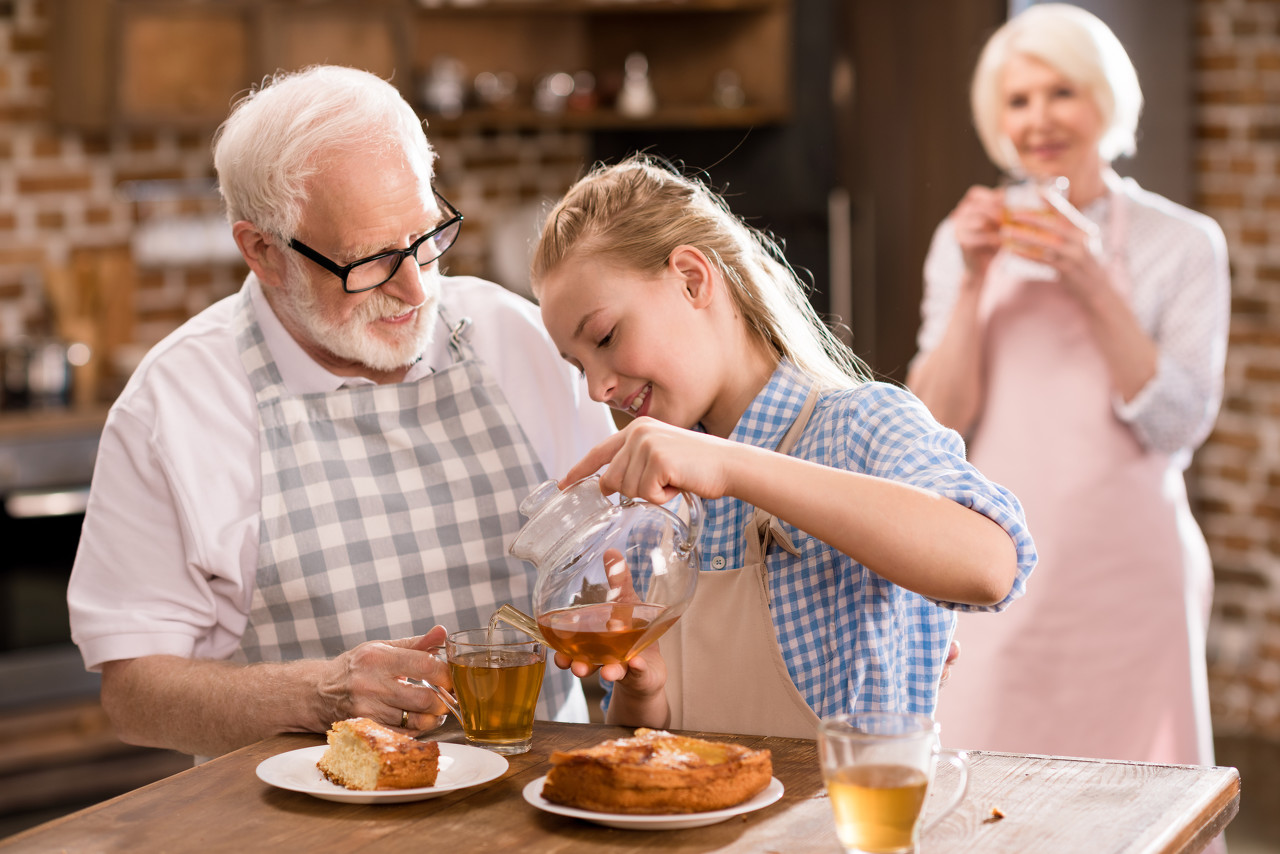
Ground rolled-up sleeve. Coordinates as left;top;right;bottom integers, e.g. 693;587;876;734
846;383;1037;613
1112;213;1230;461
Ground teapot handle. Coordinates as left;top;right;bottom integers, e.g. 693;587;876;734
621;489;703;555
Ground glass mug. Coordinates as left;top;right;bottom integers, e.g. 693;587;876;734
1000;176;1068;280
418;628;546;755
817;713;969;854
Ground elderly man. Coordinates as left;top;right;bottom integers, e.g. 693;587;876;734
67;65;615;758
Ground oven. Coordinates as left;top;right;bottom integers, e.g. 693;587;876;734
0;413;198;840
0;415;101;710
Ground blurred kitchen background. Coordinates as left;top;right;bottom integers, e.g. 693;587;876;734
0;0;1276;849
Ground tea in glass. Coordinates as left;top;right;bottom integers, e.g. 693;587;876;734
449;646;545;749
817;712;969;854
825;763;930;853
428;627;547;755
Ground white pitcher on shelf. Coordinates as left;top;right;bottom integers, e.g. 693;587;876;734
617;52;656;118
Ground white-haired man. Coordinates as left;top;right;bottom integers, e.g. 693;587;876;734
68;66;615;758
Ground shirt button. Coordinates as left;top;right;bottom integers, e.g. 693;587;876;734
711;555;727;569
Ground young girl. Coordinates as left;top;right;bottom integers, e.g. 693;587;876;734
531;155;1037;737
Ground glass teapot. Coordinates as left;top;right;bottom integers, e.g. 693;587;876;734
492;475;702;666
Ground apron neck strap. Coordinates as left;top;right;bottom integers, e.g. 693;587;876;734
743;384;822;568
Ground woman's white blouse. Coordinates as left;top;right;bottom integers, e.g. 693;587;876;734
916;173;1230;469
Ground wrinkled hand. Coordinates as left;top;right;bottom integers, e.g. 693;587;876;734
323;624;453;733
561;417;734;507
951;185;1005;278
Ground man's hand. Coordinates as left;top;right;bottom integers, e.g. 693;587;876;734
323;624;454;733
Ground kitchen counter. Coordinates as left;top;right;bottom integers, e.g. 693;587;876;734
0;720;1240;853
0;405;106;495
0;405;108;441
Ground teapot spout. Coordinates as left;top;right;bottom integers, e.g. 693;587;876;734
490;604;548;645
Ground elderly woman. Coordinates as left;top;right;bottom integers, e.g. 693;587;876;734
907;3;1229;770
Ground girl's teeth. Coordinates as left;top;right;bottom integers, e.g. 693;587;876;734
630;384;649;414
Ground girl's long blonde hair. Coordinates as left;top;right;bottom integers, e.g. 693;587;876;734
531;155;868;390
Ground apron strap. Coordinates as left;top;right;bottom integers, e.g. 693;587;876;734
742;386;822;575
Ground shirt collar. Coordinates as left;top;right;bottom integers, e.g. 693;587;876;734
247;273;443;393
724;360;811;450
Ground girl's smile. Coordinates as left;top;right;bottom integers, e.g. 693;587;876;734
619;382;652;418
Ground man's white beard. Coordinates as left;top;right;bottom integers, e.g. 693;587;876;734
279;265;440;373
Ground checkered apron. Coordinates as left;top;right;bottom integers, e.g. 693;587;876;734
229;290;572;718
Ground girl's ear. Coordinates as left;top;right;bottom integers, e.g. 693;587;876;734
669;245;716;308
233;221;290;290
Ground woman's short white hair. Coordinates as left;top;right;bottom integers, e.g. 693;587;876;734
970;3;1142;172
212;65;436;239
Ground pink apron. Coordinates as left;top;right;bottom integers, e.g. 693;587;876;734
934;191;1215;768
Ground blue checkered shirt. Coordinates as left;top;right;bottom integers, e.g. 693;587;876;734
701;361;1036;717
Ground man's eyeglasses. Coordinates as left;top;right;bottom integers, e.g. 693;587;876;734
288;190;463;294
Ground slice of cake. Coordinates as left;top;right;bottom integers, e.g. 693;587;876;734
541;727;772;814
316;717;441;791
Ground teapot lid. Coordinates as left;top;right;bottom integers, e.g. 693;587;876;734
508;477;615;568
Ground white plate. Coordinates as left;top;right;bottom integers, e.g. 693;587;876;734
255;742;508;804
521;774;785;830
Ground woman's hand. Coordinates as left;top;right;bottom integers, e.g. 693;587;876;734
1003;205;1110;305
951;185;1005;279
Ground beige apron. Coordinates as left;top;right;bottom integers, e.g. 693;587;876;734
662;388;823;739
934;190;1215;767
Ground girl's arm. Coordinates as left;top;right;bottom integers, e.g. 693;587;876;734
726;442;1017;605
563;417;1019;607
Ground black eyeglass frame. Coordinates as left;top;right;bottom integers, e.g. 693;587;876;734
287;190;464;294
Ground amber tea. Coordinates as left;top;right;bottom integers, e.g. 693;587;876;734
537;601;678;664
826;764;929;853
1000;206;1057;258
818;712;969;854
427;628;547;755
450;648;545;748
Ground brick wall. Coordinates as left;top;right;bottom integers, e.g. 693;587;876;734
3;0;1278;741
1195;0;1280;741
0;0;587;396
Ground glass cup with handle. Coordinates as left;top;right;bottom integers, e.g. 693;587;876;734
414;627;546;755
817;712;970;854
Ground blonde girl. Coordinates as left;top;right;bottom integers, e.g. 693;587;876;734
532;155;1036;736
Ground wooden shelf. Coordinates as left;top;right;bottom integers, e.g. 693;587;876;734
412;0;791;131
50;0;792;134
415;0;782;15
426;104;788;133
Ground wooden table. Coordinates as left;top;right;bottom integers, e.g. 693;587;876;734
0;720;1239;853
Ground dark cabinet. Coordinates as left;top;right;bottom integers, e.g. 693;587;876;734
49;0;791;134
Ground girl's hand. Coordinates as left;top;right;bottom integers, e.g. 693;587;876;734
561;418;736;507
554;640;666;691
951;185;1004;279
1002;207;1109;304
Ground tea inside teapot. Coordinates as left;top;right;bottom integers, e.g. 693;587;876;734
496;476;702;666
